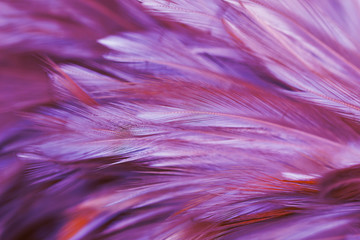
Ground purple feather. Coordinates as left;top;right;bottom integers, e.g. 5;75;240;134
1;0;360;239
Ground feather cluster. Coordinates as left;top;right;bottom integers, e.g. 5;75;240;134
2;0;360;239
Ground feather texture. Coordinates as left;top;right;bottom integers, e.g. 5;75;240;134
2;0;360;239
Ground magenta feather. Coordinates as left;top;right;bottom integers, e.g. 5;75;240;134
2;0;360;239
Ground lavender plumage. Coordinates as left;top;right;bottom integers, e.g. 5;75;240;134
1;0;360;239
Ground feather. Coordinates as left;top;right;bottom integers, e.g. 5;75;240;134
2;0;360;239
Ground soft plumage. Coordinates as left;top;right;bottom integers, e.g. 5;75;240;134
1;0;360;239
